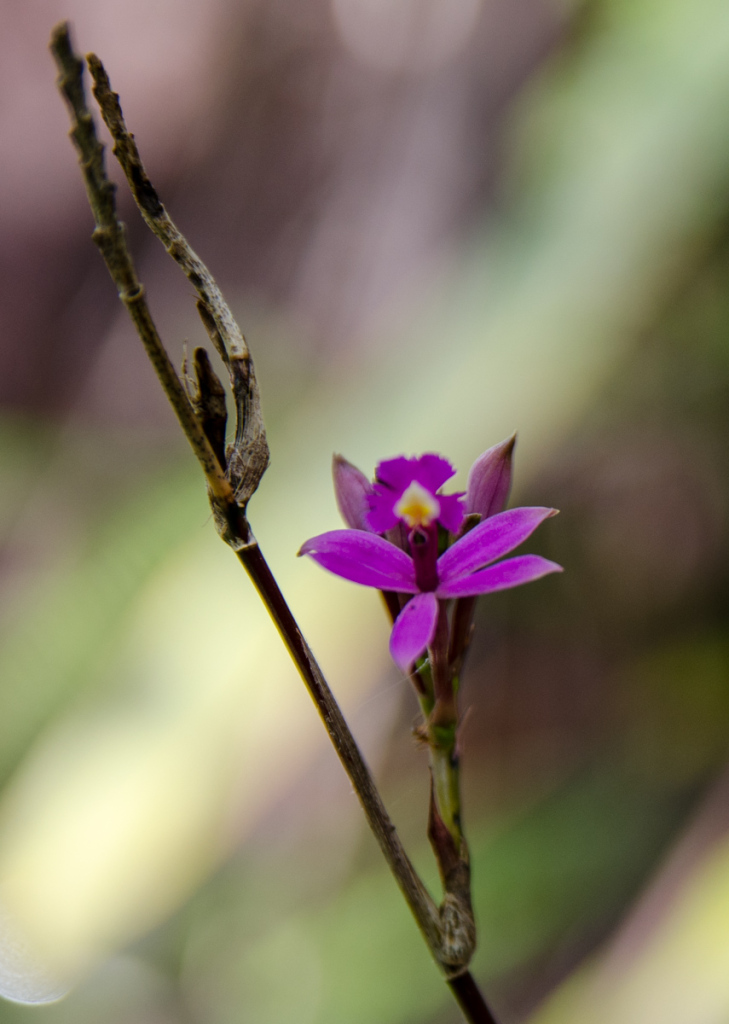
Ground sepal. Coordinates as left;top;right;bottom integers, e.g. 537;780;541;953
465;434;516;519
332;454;373;530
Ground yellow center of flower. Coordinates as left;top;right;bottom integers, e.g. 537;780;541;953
393;481;441;528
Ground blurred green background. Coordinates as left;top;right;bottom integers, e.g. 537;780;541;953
2;0;729;1020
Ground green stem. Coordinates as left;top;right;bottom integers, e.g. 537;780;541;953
428;603;464;847
430;724;463;843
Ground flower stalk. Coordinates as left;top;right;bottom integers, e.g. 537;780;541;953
305;447;561;971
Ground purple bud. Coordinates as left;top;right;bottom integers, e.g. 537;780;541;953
332;454;373;531
465;434;516;519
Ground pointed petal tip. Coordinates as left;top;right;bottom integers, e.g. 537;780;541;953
489;432;517;456
297;537;316;557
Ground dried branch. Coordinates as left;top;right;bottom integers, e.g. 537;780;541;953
49;23;236;514
86;52;268;510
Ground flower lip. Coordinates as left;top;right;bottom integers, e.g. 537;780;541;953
393;481;441;528
376;453;456;493
366;453;464;534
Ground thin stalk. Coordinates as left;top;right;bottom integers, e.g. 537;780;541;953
430;738;463;842
448;974;502;1024
234;536;442;955
428;602;467;855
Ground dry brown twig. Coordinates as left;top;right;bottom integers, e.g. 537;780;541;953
49;21;498;1024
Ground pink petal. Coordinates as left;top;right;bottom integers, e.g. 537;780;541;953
438;492;465;534
299;530;418;592
437;554;562;598
437;507;558;584
366;483;400;533
389;592;440;671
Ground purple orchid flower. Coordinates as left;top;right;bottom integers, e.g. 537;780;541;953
301;450;562;672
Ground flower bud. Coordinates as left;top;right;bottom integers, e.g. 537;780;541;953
332;454;373;531
465;434;515;519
